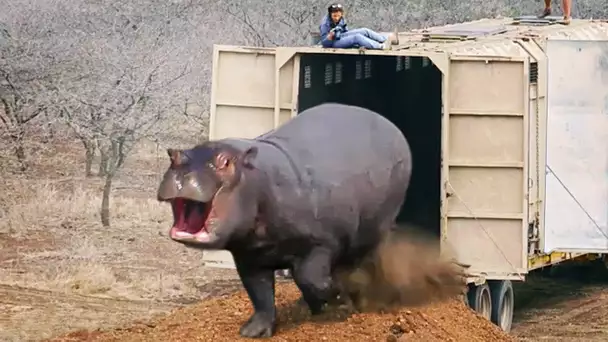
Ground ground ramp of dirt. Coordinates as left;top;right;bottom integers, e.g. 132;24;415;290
48;283;514;342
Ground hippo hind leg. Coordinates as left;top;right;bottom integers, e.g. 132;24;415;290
234;256;276;338
339;219;395;312
295;278;343;308
292;246;335;315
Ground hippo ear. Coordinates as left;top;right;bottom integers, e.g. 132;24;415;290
214;152;230;170
241;147;258;169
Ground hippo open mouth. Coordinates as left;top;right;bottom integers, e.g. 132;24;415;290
169;197;217;243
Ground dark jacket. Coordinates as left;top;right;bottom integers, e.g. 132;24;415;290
319;15;348;47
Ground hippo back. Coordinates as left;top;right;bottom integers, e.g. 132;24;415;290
256;103;411;185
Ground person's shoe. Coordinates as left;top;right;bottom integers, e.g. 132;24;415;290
561;16;572;25
380;43;391;50
538;7;551;18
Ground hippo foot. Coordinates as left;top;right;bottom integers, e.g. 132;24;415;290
297;294;348;316
239;313;275;338
296;291;347;309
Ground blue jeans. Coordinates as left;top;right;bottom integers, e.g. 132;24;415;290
324;28;388;49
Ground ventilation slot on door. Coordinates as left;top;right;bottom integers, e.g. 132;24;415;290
324;63;333;85
396;56;403;72
529;62;538;84
304;65;312;88
335;62;343;83
364;60;372;79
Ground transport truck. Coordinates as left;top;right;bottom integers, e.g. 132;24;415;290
202;16;608;333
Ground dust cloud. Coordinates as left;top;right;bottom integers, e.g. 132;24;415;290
334;224;469;312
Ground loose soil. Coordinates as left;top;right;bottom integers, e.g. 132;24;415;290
511;262;608;341
46;231;513;342
47;283;513;342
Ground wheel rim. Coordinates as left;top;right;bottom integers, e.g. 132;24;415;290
500;287;514;329
480;286;492;319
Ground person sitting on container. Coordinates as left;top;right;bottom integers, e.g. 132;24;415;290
319;3;399;50
538;0;572;25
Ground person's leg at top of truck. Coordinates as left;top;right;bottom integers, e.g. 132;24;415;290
341;28;396;45
539;0;572;24
330;32;387;49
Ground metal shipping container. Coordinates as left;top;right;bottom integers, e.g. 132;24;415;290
202;17;608;333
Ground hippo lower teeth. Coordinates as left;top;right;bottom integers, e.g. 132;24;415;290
169;197;214;241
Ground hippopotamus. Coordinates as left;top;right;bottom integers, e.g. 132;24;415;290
157;103;412;338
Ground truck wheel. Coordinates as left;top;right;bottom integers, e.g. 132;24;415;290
489;280;514;332
467;282;492;320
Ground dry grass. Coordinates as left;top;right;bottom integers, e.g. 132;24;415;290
0;134;240;342
1;181;168;234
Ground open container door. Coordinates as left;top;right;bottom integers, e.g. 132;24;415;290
205;45;300;268
208;45;300;140
445;53;531;280
543;39;608;253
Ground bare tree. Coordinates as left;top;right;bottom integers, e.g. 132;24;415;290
51;0;200;227
0;0;63;171
220;0;323;47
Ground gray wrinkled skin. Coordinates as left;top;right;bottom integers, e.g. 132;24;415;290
158;103;412;338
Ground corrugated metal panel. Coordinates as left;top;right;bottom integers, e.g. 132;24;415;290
422;18;514;35
424;18;608;40
544;21;608;40
392;38;527;57
445;39;528;57
390;19;608;54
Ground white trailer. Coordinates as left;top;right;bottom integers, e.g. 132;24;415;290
202;17;608;333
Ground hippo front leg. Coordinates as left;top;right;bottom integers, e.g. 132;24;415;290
234;257;276;338
292;247;335;315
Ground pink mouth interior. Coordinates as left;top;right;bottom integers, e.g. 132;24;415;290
170;198;213;239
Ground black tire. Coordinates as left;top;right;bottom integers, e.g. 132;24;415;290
489;280;514;333
467;282;492;320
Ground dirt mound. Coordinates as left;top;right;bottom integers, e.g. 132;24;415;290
48;283;513;342
48;231;513;342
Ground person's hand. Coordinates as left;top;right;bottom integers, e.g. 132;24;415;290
328;31;335;40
